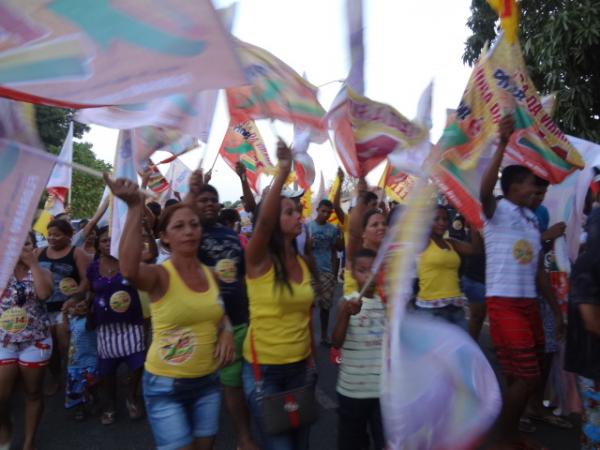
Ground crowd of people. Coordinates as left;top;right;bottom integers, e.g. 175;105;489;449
0;118;599;450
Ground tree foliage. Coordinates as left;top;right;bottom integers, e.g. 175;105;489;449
464;0;600;142
35;105;89;148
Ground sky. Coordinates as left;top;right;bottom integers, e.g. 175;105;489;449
78;0;475;202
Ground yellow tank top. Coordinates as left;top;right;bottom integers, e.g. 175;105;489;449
145;260;223;378
343;268;358;295
417;240;462;301
243;258;313;365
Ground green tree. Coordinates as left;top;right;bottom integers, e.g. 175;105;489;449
464;0;600;142
35;105;89;148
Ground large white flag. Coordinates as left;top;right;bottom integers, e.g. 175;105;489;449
109;131;137;258
162;159;192;195
0;99;53;290
45;122;73;215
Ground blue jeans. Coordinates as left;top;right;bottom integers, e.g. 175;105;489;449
143;371;221;450
414;304;468;331
242;360;312;450
461;276;486;304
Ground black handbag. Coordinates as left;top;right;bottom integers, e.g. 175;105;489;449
249;331;318;435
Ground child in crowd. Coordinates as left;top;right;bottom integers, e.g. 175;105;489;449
332;248;386;450
64;299;98;421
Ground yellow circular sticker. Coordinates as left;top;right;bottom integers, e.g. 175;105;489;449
452;220;463;231
513;239;534;265
59;277;78;295
109;291;131;313
158;329;196;365
0;307;28;334
215;259;236;284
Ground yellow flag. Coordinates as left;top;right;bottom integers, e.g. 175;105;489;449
301;188;312;220
327;172;342;226
33;210;52;237
487;0;519;43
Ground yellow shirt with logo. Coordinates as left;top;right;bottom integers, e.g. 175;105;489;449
417;240;462;301
145;261;223;378
243;258;314;365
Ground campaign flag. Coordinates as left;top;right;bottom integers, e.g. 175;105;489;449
543;136;600;268
327;171;343;226
387;82;433;176
162;159;192;195
227;40;326;131
328;87;427;177
0;0;245;108
74;4;239;140
219;117;275;193
487;0;519;43
345;0;365;95
378;163;417;205
292;127;315;190
45;121;74;216
380;178;501;449
430;35;584;229
143;163;170;195
132;127;198;172
109;130;137;258
0;99;53;290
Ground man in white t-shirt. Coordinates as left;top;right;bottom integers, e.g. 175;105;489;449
480;115;564;448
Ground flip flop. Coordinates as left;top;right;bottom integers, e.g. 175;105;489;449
518;417;536;433
101;410;116;425
527;413;573;429
126;399;143;420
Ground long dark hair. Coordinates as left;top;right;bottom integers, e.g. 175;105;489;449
253;199;301;293
94;225;110;259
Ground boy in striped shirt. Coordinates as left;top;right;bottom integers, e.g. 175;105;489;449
332;248;385;450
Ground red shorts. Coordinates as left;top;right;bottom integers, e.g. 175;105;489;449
486;297;545;380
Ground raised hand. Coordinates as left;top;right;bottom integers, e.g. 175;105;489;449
187;169;204;196
337;167;345;182
498;115;515;145
276;139;293;172
103;173;142;206
20;246;38;268
203;169;212;185
235;161;246;178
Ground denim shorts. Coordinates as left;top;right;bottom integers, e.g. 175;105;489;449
461;276;486;304
143;371;221;450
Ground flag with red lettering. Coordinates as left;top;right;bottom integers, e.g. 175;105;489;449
219;117;274;193
227;40;326;131
378;163;417;205
430;35;583;229
0;0;245;108
143;163;169;195
328;87;427;178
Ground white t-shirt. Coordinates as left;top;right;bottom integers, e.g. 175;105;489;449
483;199;541;299
337;292;385;399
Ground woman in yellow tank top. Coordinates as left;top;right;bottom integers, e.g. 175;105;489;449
241;142;315;450
415;205;482;329
105;175;235;450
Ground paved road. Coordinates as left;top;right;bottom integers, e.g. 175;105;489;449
8;285;580;449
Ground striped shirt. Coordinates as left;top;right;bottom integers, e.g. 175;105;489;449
483;199;541;299
97;322;145;359
337;293;385;399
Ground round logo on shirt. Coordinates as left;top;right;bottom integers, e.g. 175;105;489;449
215;259;236;284
0;307;28;334
109;291;131;313
512;239;534;265
452;219;463;231
158;328;196;365
59;277;78;295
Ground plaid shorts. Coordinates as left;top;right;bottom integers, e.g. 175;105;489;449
313;272;337;310
487;297;545;380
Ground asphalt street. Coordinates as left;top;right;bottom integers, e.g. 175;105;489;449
8;285;580;449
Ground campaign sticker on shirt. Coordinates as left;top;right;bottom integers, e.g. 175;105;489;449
513;239;534;265
59;277;78;295
158;328;196;365
215;259;236;284
109;291;131;313
0;307;28;334
452;220;463;231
